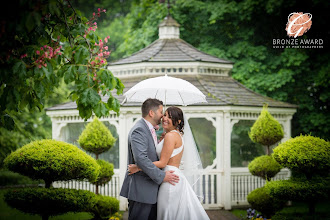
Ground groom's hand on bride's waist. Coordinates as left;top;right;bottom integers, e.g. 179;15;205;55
163;170;179;185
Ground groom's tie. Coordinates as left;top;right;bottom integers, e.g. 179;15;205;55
151;127;158;147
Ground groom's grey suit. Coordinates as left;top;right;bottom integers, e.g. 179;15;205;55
120;118;165;220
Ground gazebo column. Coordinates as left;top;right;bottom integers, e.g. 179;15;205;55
223;111;232;210
216;113;224;208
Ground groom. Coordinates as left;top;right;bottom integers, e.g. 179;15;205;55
120;98;179;220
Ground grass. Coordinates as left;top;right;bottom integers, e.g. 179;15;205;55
230;201;330;220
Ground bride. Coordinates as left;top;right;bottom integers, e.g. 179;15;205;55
128;106;210;220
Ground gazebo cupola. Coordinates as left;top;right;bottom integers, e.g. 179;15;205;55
158;15;180;39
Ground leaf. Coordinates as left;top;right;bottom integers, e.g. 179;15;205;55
115;78;125;95
64;66;75;84
13;61;26;78
80;88;101;107
94;102;109;117
25;13;36;32
42;66;51;80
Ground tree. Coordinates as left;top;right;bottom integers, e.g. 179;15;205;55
266;135;330;215
3;139;101;220
78;117;116;194
0;0;124;132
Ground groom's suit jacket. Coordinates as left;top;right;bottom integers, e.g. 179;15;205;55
120;118;166;204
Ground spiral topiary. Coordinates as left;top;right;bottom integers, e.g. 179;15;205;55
248;155;282;181
3;139;100;188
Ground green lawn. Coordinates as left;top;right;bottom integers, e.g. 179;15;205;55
230;201;330;220
0;188;93;220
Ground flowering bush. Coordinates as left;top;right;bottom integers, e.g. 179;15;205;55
1;1;124;129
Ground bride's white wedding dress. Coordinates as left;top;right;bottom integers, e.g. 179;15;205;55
156;130;210;220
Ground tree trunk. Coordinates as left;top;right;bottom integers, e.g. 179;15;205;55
95;184;99;195
267;145;270;155
96;154;98;160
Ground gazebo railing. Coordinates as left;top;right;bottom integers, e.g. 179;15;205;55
231;167;290;206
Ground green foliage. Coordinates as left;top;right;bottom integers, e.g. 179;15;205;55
89;194;119;220
249;105;284;148
265;177;330;203
0;127;25;167
272;135;330;178
92;159;114;185
78;117;116;156
4;188;95;217
247;187;286;218
0;170;43;186
248;155;282;181
0;0;124;129
3;139;100;185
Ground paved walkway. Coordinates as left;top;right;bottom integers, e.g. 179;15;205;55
122;210;240;220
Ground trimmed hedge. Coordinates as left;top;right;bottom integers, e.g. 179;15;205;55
247;186;286;218
90;194;119;219
4;188;96;216
249;105;284;147
78;117;116;156
265;177;330;202
248;155;282;181
3;139;100;185
92;159;114;185
272;135;330;177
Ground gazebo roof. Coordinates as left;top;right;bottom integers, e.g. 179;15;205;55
110;38;233;66
46;74;296;111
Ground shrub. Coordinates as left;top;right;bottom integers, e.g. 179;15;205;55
4;188;96;218
265;177;330;202
248;155;282;181
272;135;330;178
0;170;43;186
78;117;116;157
249;105;284;154
89;194;119;219
247;186;286;218
92;159;114;185
3;139;100;187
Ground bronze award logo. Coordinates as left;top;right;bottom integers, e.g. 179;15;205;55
286;12;312;38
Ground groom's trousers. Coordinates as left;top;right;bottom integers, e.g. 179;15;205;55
128;199;157;220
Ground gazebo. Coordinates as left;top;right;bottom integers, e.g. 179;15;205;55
47;15;297;210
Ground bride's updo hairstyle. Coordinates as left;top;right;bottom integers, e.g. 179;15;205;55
166;106;184;134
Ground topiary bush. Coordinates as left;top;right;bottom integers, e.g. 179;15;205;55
4;187;96;219
247;186;286;218
3;139;100;188
265;177;330;203
78;117;117;194
92;159;114;186
269;134;330;214
78;117;116;158
272;135;330;179
249;105;284;155
248;155;282;181
89;194;119;219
